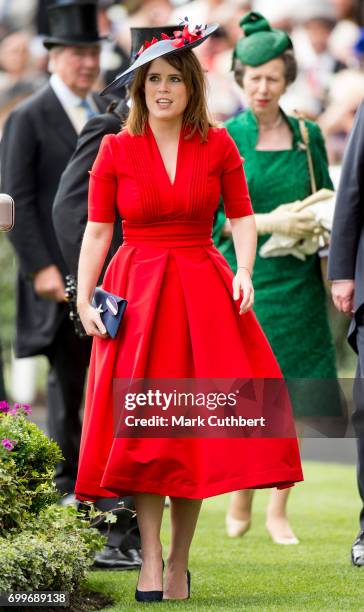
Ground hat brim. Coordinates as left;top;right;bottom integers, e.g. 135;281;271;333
100;23;219;96
43;35;106;50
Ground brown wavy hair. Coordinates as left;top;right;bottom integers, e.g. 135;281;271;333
124;48;215;141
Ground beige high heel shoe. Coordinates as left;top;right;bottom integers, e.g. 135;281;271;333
265;519;299;545
225;514;251;538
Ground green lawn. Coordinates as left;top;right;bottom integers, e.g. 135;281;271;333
86;461;364;611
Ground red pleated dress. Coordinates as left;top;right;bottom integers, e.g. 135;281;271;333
75;124;303;501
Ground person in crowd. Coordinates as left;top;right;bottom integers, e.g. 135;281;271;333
0;30;46;130
0;0;37;35
328;100;364;566
300;12;345;115
318;67;364;163
212;11;342;545
328;0;361;65
0;0;109;501
74;19;302;602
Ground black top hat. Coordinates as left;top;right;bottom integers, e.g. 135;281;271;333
43;0;104;49
101;18;219;95
130;26;179;62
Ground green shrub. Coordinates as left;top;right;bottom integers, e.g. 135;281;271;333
0;404;105;594
0;404;62;535
0;506;104;593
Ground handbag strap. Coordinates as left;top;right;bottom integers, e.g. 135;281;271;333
298;117;317;194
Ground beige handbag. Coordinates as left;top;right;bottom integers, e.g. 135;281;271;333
0;193;14;231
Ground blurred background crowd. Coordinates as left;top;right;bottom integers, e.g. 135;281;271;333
2;0;364;159
1;0;364;402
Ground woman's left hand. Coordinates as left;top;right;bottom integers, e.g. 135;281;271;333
233;268;254;315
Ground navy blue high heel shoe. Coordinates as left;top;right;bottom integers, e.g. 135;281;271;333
135;559;164;603
186;570;191;599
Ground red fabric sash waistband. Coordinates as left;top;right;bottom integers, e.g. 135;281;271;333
122;220;213;248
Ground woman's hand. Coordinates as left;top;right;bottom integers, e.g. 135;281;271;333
77;302;108;338
233;268;254;315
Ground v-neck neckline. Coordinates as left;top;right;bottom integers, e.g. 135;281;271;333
147;122;183;188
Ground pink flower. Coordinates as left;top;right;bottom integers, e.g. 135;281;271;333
1;438;16;451
0;401;10;413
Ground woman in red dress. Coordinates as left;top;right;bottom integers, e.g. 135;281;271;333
75;20;303;602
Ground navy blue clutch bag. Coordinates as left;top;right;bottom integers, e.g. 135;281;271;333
92;287;127;339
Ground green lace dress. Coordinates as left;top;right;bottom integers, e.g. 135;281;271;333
213;109;341;418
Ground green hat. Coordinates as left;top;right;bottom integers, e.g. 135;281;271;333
233;12;293;67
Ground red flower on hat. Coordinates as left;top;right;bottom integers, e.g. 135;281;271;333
135;18;206;58
136;36;160;59
171;24;205;48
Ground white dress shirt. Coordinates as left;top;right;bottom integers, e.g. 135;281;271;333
49;73;98;134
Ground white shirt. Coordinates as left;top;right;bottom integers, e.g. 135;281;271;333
49;73;98;134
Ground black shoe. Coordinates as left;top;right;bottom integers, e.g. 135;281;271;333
135;559;164;603
187;570;191;599
352;531;364;566
124;548;142;567
93;545;141;570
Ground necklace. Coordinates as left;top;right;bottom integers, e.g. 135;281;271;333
259;113;283;131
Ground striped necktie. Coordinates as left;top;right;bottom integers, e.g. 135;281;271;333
79;98;97;120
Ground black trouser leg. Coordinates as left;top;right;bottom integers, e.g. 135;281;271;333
94;496;140;550
352;324;364;530
46;315;91;494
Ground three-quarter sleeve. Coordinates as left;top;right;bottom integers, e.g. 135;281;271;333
88;134;117;223
220;129;253;218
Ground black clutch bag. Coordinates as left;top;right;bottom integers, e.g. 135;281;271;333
92;287;127;339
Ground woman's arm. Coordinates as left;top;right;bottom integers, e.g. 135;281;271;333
230;215;256;315
77;220;113;338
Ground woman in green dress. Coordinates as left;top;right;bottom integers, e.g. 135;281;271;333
214;12;341;545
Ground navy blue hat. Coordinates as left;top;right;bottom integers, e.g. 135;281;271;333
130;26;180;63
101;18;219;95
43;0;104;50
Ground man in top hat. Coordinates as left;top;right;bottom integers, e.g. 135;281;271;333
0;0;110;500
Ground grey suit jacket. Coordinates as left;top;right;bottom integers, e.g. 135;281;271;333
328;100;364;352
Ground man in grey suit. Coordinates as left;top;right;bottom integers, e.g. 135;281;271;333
0;0;109;497
328;100;364;565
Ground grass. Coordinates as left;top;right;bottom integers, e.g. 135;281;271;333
87;460;363;611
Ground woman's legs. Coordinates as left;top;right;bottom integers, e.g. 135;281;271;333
226;490;254;536
227;422;302;542
134;493;165;591
163;497;203;599
266;422;303;544
265;487;298;544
